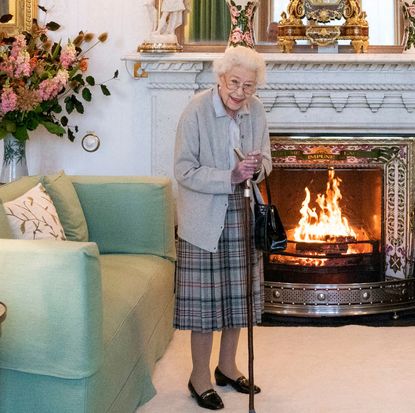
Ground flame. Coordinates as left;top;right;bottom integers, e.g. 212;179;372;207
293;169;357;242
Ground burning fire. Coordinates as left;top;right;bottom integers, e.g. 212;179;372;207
293;169;357;243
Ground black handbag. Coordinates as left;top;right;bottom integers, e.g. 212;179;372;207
253;173;287;253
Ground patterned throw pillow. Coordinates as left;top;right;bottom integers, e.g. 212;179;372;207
3;183;66;240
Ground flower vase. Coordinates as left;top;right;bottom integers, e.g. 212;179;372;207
226;0;259;48
0;134;28;184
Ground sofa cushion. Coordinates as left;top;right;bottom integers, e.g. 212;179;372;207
3;183;66;240
42;171;89;242
0;176;42;239
0;202;12;238
0;176;41;201
71;176;176;259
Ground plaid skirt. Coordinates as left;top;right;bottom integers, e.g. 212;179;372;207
174;186;264;332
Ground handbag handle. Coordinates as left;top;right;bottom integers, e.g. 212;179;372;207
253;172;273;205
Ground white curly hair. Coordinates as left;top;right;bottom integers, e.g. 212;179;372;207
213;46;266;86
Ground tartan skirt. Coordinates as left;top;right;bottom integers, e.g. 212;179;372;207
174;186;264;332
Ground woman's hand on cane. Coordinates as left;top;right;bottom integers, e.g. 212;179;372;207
231;158;258;184
247;150;263;176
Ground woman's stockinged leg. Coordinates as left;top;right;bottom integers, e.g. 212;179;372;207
190;331;214;394
216;327;262;395
218;327;244;379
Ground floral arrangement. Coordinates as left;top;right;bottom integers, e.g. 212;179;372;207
0;7;118;142
226;0;259;48
403;1;415;50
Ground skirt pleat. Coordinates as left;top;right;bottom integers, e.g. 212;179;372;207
174;187;263;332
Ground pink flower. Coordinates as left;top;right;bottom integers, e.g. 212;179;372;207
79;58;88;72
243;31;254;47
38;70;69;101
11;34;27;59
231;27;244;44
14;52;32;77
1;88;18;114
60;43;77;69
37;79;57;101
230;6;240;18
55;69;69;87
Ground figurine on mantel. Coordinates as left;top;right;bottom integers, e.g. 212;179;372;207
139;0;189;52
155;0;186;36
144;0;158;32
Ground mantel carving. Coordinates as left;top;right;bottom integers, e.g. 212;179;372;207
140;61;204;73
265;62;415;72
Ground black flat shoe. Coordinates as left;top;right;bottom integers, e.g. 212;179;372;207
188;380;224;410
215;367;261;394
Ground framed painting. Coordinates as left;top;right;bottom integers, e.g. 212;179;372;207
0;0;37;35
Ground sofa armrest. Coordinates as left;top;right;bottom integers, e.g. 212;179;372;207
0;239;103;379
71;176;176;259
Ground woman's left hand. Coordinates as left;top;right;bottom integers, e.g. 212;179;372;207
247;150;263;172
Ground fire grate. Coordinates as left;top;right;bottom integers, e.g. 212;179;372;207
265;239;381;284
264;278;415;317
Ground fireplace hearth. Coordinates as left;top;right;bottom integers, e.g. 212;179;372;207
262;137;415;316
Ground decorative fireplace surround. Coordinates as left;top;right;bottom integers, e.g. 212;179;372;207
123;52;415;316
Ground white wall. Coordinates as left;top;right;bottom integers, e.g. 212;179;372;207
1;0;153;176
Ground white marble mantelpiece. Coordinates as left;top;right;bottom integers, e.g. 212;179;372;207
123;52;415;179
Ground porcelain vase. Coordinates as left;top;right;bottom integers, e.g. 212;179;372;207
0;134;28;184
226;0;259;48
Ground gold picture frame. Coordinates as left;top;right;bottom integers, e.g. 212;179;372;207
0;0;37;35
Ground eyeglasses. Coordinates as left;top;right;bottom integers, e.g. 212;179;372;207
224;78;257;95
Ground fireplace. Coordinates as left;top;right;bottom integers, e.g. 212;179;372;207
266;166;382;284
262;136;415;316
123;51;415;317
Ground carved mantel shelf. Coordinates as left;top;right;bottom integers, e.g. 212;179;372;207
123;52;415;178
124;51;415;64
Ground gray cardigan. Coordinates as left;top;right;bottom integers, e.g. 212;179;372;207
174;87;272;252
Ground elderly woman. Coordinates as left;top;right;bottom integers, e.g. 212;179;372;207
174;46;271;411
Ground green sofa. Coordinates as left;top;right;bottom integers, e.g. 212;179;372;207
0;175;176;413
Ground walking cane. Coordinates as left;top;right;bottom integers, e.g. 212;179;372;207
234;147;257;413
243;178;256;413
